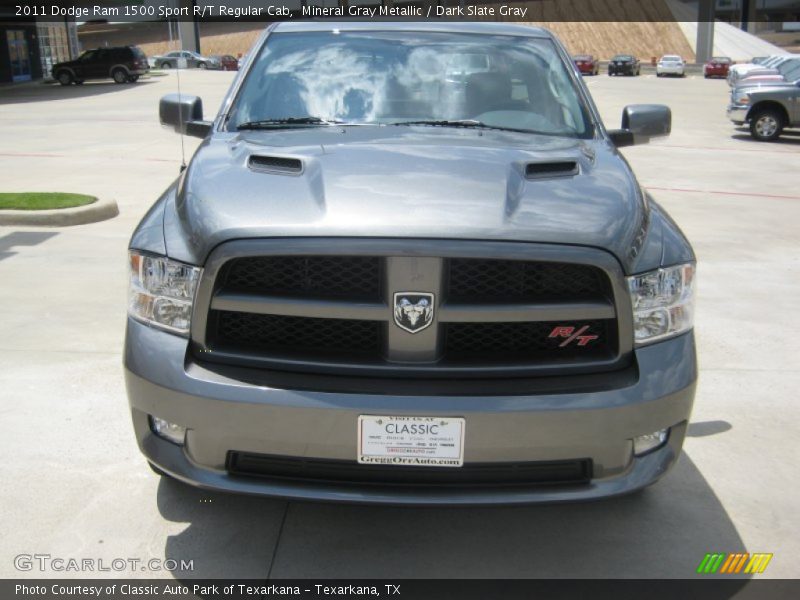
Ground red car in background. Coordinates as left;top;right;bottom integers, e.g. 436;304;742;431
704;57;733;78
573;54;600;76
210;54;239;71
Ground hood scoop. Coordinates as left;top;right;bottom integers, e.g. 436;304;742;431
525;160;579;180
248;155;304;175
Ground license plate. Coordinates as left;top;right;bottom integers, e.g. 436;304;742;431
358;415;465;467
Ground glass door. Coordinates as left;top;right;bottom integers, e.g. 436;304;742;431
7;30;32;82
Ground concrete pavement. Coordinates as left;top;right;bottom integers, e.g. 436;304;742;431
0;70;798;579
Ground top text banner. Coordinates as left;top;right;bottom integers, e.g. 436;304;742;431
4;0;781;23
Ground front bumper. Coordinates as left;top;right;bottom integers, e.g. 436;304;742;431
727;104;748;125
124;318;697;505
657;66;684;75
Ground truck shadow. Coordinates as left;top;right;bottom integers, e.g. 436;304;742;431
0;231;59;262
156;452;750;585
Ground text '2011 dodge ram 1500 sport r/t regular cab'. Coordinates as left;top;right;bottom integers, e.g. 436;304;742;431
125;22;696;505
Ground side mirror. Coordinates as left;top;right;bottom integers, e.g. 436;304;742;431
608;104;671;147
159;93;212;138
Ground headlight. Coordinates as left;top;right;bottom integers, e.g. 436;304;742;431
627;263;695;345
128;251;201;336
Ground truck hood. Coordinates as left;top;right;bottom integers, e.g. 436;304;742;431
166;127;645;265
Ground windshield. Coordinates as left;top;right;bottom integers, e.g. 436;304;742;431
781;62;800;80
662;56;681;62
227;30;594;138
613;55;632;61
778;59;800;75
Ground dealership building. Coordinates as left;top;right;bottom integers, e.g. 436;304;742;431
0;11;79;84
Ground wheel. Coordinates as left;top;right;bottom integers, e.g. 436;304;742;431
198;62;207;70
749;108;784;142
126;74;139;83
608;71;613;76
656;73;662;78
56;70;73;86
161;61;172;69
112;68;127;84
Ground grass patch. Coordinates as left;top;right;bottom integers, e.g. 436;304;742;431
0;192;97;211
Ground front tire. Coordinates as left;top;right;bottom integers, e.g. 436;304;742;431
198;62;207;70
112;68;127;84
161;61;172;69
749;108;784;142
56;70;73;86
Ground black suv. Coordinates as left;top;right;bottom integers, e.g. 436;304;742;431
52;46;149;86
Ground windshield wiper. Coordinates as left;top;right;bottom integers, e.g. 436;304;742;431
237;117;343;130
391;119;526;133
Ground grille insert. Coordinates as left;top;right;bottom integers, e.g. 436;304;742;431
222;256;382;301
445;320;614;363
227;452;593;487
447;259;609;303
211;311;383;359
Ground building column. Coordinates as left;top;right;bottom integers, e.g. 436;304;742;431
695;0;715;64
177;0;201;53
741;0;758;33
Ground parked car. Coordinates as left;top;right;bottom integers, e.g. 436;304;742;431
573;54;600;76
728;79;800;141
151;50;220;70
656;55;686;77
210;54;239;71
703;56;732;78
737;57;800;85
129;22;695;505
727;55;790;86
608;54;640;76
52;46;149;85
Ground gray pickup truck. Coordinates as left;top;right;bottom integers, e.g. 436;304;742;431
728;79;800;141
125;22;696;505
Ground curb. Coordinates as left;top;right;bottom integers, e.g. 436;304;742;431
0;197;119;227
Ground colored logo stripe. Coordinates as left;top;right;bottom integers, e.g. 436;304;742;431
697;553;773;574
